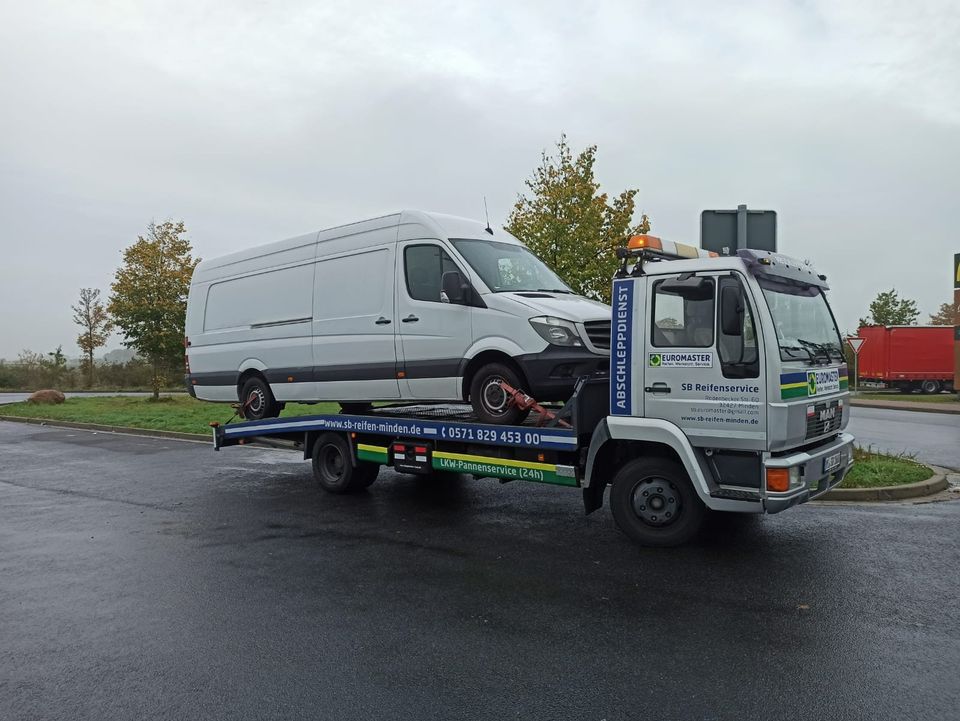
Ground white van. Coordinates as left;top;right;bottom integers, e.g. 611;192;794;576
185;210;611;424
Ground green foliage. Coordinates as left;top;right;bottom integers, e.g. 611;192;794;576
506;135;647;303
108;221;199;399
928;300;958;325
841;446;931;488
0;396;339;435
858;288;919;327
72;287;112;387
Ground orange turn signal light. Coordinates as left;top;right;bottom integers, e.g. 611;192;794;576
627;234;663;251
766;468;790;492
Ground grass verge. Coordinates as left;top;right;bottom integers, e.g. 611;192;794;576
0;395;340;435
840;446;933;489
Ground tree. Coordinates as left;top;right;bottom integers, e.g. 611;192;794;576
109;220;199;399
46;345;67;386
72;288;112;387
506;135;647;303
929;300;958;325
858;289;919;327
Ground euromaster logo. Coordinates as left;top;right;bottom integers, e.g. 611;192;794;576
805;368;840;397
649;352;712;368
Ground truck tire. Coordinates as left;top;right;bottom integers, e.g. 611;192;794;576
311;432;378;494
239;376;282;420
469;362;531;425
920;380;941;394
609;458;705;547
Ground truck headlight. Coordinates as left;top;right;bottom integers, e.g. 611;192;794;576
529;316;583;347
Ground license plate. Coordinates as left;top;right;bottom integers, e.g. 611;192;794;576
823;452;842;473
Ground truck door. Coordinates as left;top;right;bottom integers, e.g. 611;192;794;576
643;272;766;449
396;242;473;399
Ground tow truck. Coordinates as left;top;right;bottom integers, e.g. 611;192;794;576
213;234;855;546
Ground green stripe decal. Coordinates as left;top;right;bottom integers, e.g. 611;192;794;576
432;450;577;487
356;443;388;464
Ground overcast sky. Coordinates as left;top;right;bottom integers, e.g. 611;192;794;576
1;0;957;359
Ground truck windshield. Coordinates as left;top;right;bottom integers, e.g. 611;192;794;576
757;276;844;364
451;238;572;294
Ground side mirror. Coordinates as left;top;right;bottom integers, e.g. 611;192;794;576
720;285;744;336
441;271;468;304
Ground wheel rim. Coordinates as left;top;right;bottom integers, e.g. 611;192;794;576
922;381;937;393
246;387;266;415
319;445;345;482
481;375;509;415
630;477;682;527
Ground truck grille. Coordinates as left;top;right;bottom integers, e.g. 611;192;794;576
805;399;842;439
583;320;610;351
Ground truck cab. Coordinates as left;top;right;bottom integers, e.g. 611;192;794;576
584;235;854;543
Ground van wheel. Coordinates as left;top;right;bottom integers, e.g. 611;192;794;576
469;362;531;425
239;376;281;420
311;433;378;493
920;380;941;394
609;458;705;547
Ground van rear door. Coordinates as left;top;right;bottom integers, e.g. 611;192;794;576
311;246;400;399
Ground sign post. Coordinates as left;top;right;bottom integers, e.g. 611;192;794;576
954;253;960;398
846;337;866;392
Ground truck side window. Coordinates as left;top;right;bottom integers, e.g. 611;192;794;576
651;277;715;348
717;276;760;379
404;245;460;302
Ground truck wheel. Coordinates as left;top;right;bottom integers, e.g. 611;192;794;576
920;380;941;394
469;362;531;425
311;433;378;493
609;458;705;547
239;376;281;420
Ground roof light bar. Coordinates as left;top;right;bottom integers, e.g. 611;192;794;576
624;234;718;260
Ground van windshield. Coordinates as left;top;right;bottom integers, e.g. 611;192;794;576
451;238;572;294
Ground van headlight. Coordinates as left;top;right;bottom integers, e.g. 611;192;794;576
529;316;583;347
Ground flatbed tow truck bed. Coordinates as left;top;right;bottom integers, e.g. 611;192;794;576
213;387;609;489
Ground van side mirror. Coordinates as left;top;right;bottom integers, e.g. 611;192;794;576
720;285;743;336
441;271;468;304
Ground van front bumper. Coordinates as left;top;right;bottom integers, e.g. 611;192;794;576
514;348;609;401
763;432;855;514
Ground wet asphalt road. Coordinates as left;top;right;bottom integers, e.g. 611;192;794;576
1;422;959;721
847;407;959;469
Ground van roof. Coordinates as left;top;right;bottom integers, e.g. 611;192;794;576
193;210;521;279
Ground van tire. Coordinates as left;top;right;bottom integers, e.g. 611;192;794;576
609;458;705;547
469;362;531;425
311;433;378;493
239;376;281;420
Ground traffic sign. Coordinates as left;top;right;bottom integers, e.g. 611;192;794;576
847;337;866;355
701;205;777;255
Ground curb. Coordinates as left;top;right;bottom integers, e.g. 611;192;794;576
819;467;949;501
0;415;209;443
849;399;960;415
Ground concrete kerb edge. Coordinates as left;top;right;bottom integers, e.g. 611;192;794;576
819;467;950;502
0;415;209;443
849;399;959;415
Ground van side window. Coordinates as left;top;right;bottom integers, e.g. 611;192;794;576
717;276;760;379
651;277;715;348
404;245;460;302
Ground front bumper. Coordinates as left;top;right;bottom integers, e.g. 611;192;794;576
514;347;609;401
764;432;855;514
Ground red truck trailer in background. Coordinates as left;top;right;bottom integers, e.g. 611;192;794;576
856;325;955;393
